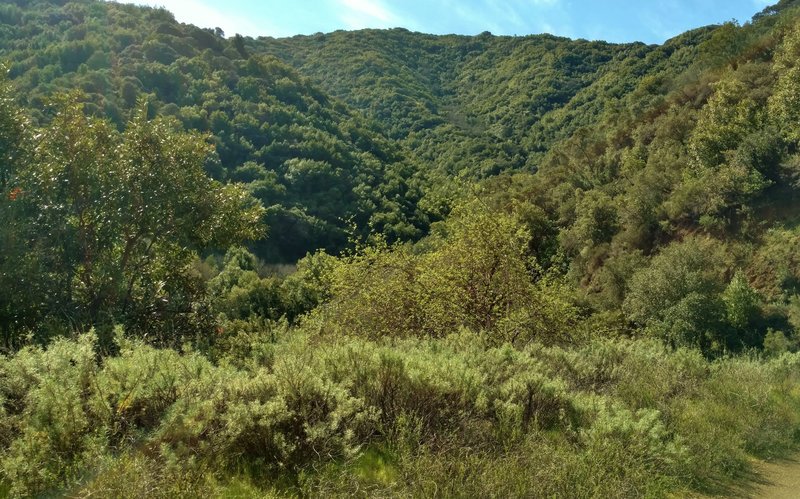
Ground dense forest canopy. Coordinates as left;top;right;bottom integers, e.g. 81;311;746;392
1;0;800;496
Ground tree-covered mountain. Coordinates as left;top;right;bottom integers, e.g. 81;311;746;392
0;0;431;262
253;27;722;215
3;0;800;496
256;29;690;169
0;0;750;260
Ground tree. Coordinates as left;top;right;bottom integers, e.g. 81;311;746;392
208;247;283;321
722;271;764;348
671;76;771;225
419;203;543;335
623;238;728;352
0;70;27;192
233;34;249;59
316;202;578;345
560;190;618;256
0;70;35;348
2;96;265;347
769;22;800;145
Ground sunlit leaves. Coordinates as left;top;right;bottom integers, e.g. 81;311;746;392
769;22;800;144
2;95;265;344
313;202;578;345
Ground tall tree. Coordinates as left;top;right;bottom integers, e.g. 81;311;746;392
0;95;266;347
0;70;34;348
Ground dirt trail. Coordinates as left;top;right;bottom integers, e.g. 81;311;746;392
750;457;800;499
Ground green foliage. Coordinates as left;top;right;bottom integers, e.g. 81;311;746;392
670;74;772;224
0;68;35;348
722;272;764;345
561;190;619;256
623;238;728;351
1;2;800;497
0;1;430;262
313;203;578;344
0;68;27;192
208;247;337;324
748;228;800;300
763;329;793;356
0;332;797;496
0;334;101;496
769;21;800;144
0;91;265;347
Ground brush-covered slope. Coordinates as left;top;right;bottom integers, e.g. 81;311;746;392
0;0;747;259
4;0;800;335
0;0;428;261
254;27;717;180
3;1;800;497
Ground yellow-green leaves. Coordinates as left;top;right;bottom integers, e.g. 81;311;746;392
7;98;266;344
314;202;578;345
769;21;800;144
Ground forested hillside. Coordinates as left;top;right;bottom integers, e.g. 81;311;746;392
0;0;430;262
2;0;800;496
0;0;731;260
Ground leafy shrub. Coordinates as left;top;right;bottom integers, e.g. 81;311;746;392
311;204;579;345
0;330;798;497
0;335;102;496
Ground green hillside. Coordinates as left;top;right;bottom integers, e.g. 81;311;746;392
1;0;800;496
0;0;429;262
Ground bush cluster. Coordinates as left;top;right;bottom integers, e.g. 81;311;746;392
0;330;798;496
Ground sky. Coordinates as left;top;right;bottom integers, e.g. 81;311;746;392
111;0;775;44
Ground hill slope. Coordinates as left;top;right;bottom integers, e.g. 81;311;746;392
0;0;429;261
0;0;754;259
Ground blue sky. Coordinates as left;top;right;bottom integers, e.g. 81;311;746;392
114;0;774;43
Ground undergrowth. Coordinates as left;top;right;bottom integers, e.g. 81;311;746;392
0;329;797;497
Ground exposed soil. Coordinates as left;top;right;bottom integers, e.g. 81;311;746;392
750;457;800;499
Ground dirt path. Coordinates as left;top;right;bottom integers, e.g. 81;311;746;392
749;457;800;499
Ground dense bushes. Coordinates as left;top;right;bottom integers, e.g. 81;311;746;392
0;331;798;496
0;92;265;348
0;0;431;262
309;203;579;345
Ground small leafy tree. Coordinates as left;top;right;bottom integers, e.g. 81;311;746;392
769;22;800;145
316;202;578;344
0;71;39;347
722;272;765;349
623;238;728;352
1;96;265;347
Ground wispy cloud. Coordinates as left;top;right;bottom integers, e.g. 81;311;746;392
337;0;411;29
109;0;767;44
108;0;289;37
341;0;393;22
441;0;571;36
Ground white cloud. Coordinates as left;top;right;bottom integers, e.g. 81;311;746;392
341;0;393;22
442;0;570;36
438;0;503;34
337;0;406;29
107;0;287;37
486;0;525;29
